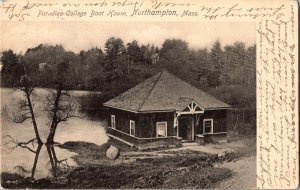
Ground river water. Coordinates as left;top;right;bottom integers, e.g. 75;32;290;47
1;88;109;179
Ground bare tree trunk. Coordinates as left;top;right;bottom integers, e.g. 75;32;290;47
31;144;42;178
25;92;43;144
46;124;57;145
46;89;62;144
45;85;78;144
46;145;57;177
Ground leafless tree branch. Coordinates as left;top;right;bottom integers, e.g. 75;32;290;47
45;87;80;144
2;135;38;154
17;76;43;144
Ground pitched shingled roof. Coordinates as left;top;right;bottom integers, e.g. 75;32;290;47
104;71;230;112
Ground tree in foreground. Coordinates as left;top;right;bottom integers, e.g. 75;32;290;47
9;74;43;144
4;57;80;145
44;61;80;144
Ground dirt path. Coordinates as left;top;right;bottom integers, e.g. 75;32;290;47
122;140;257;189
213;156;256;189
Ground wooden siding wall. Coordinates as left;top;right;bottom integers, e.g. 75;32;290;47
194;109;227;134
107;108;137;135
136;112;176;138
107;108;176;138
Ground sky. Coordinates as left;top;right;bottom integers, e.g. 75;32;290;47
1;22;256;54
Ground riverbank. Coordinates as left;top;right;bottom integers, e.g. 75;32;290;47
1;137;256;189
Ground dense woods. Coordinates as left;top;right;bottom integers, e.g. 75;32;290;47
1;38;256;135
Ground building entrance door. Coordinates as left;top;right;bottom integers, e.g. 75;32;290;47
178;117;194;141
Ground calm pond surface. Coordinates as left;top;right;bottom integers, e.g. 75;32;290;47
1;88;109;179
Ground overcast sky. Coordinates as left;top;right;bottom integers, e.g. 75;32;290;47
1;22;256;54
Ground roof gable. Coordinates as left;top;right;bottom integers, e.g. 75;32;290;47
175;98;204;113
104;71;230;112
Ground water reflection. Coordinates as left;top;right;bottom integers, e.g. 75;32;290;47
1;88;108;180
2;138;77;179
46;144;71;178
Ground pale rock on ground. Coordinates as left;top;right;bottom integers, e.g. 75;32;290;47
106;145;120;160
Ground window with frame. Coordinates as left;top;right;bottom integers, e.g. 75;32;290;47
111;115;116;129
130;120;135;136
203;119;213;134
156;122;167;137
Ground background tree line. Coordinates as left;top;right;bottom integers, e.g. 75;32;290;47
1;38;256;135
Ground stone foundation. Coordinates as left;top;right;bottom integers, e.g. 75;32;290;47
195;134;205;145
204;133;227;144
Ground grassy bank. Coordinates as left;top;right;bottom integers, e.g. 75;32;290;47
1;139;238;189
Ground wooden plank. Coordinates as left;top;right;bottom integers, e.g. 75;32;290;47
108;134;135;147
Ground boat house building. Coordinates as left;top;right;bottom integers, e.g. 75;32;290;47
104;71;230;149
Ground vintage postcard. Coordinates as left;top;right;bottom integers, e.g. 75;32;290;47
0;0;298;189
